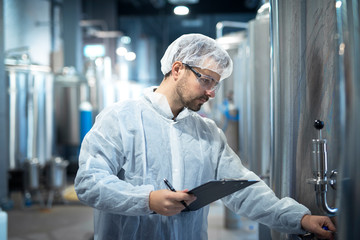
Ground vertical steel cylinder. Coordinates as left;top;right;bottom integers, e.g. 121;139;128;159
24;158;41;190
269;0;340;238
336;0;360;238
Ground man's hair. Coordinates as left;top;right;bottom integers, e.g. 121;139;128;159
164;71;172;79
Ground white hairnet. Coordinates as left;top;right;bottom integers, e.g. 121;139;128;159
160;33;233;81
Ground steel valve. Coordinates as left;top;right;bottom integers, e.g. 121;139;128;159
306;120;338;216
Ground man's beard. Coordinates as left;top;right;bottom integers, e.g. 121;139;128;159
184;96;208;112
176;78;209;112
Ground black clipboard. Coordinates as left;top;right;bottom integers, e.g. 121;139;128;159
182;179;258;212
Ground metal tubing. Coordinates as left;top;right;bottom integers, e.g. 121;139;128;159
315;186;338;216
216;21;248;39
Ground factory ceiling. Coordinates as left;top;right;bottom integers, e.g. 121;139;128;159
117;0;261;16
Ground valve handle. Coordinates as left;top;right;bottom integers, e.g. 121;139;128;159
314;120;324;130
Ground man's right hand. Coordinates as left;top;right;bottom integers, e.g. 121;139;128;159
149;189;197;216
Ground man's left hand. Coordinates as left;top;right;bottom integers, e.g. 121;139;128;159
301;214;336;240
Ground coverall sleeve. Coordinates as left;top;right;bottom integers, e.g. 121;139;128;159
74;105;154;216
214;129;310;234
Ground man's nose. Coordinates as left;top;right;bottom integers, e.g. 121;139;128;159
205;89;216;98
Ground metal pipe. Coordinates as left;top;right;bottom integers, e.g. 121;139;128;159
8;71;16;170
216;2;269;40
216;21;248;39
315;184;338;216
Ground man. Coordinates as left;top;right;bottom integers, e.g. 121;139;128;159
75;33;336;240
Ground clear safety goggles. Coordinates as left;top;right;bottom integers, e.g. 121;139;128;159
183;63;220;93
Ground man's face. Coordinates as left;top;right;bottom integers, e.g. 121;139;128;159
176;65;220;112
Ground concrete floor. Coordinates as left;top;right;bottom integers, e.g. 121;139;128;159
208;201;258;240
7;195;258;240
8;205;93;240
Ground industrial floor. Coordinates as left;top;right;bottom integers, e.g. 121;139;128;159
7;191;258;240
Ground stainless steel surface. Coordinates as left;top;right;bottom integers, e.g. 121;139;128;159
45;157;69;208
247;15;270;178
216;21;249;39
244;8;272;240
217;19;271;239
236;37;250;166
214;32;247;127
216;31;247;231
270;0;340;238
217;5;271;189
0;0;7;203
219;4;271;179
6;64;54;169
54;68;88;146
23;158;41;190
23;158;45;207
336;0;360;239
314;187;338;217
45;157;69;189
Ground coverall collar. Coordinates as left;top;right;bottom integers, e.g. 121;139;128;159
143;86;190;121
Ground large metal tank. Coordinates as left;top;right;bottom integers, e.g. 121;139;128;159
247;6;272;240
235;36;250;165
216;31;247;152
247;4;271;179
269;0;340;239
336;0;360;239
216;13;272;238
216;4;271;179
216;31;248;230
6;63;54;169
54;67;88;147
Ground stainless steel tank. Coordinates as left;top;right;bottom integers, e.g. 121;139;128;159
216;14;272;238
247;7;271;179
216;31;248;230
216;4;271;179
336;0;360;239
269;0;340;239
23;158;41;190
216;31;247;152
6;63;54;169
45;157;69;189
54;67;88;147
45;156;69;208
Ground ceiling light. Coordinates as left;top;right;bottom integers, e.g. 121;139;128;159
93;30;123;38
116;47;128;56
336;1;342;8
125;52;136;61
168;0;199;4
121;36;131;44
84;44;105;58
174;6;189;15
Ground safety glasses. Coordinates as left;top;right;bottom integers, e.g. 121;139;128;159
183;63;220;92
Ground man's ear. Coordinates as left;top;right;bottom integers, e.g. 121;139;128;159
171;61;184;81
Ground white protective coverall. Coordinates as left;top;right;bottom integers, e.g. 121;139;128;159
75;87;311;240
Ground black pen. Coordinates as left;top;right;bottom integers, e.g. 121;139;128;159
163;178;190;211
